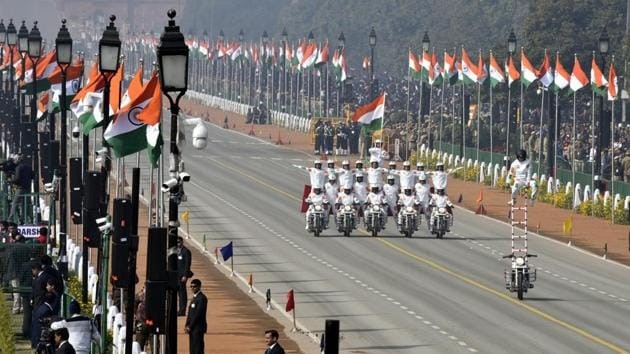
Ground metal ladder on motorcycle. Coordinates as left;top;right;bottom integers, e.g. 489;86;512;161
505;196;537;292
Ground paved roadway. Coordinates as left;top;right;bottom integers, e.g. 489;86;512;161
126;118;630;354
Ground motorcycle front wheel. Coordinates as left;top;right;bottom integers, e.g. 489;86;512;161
517;271;524;300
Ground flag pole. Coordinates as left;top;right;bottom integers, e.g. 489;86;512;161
427;76;434;163
461;46;466;178
439;50;446;153
506;57;512;160
417;51;425;157
476;52;481;163
405;50;411;158
538;83;545;178
230;241;234;276
610;56;616;224
572;90;577;200
489;50;494;167
554;74;559;187
520;47;525;150
452;47;457;157
590;52;596;215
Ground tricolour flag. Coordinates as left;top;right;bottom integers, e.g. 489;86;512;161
71;63;105;135
460;48;477;85
409;50;421;80
421;51;431;82
538;51;554;88
121;65;144;107
443;51;458;85
49;62;84;112
477;51;487;85
362;56;370;71
570;55;589;92
22;49;58;93
315;41;328;67
591;55;608;96
506;55;520;87
489;51;505;88
352;92;385;135
520;49;538;88
608;62;618;101
300;42;318;69
104;73;163;166
429;52;442;86
37;93;49;122
553;52;570;92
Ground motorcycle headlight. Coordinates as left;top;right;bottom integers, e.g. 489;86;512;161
515;257;525;266
315;205;322;211
344;205;352;212
438;207;446;213
373;205;380;211
406;207;414;212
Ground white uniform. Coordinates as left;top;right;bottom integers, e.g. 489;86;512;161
508;159;538;200
325;181;339;215
353;181;368;204
367;167;386;189
383;184;399;215
398;170;416;190
336;192;357;207
397;193;419;226
296;166;327;188
368;147;387;166
414;182;431;210
337;168;355;189
431;171;448;191
366;191;386;225
305;192;329;227
387;169;400;189
429;194;453;229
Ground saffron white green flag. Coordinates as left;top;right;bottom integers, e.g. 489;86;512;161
104;73;163;167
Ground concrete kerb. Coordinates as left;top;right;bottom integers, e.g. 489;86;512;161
133;184;321;346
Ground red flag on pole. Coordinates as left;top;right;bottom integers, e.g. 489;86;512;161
285;289;295;312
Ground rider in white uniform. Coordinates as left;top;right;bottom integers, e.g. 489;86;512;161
353;172;368;219
295;160;327;189
416;161;431;185
305;187;329;230
366;186;387;228
387;161;400;190
414;172;431;224
335;187;358;227
397;188;421;230
368;139;388;167
397;161;416;191
367;160;387;190
429;189;454;232
325;174;339;219
507;149;538;205
383;176;399;217
336;160;354;191
429;162;448;193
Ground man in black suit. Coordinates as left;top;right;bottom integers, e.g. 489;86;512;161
264;329;285;354
185;279;207;354
54;327;77;354
176;236;193;316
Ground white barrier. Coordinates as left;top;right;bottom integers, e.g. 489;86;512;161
547;177;554;194
583;185;591;203
573;184;582;209
604;191;611;206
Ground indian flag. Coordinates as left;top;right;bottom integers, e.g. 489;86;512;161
506;55;520;87
421;51;431;82
71;64;105;135
300;42;318;69
520;49;538;87
553;52;570;92
22;50;57;93
443;51;458;86
315;41;328;67
409;50;421;80
104;73;163;166
429;52;442;86
460;48;477;85
37;93;50;121
122;65;143;107
477;51;487;85
489;51;505;87
352;93;385;134
538;51;553;88
49;62;84;112
590;55;608;96
570;55;589;92
608;61;618;101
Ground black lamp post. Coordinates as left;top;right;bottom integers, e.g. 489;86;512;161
337;31;345;117
282;27;288;111
239;29;244;103
0;20;5;94
261;30;269;105
27;21;42;223
596;26;610;179
307;31;314;115
6;19;16;96
369;27;376;82
17;21;28;120
55;18;72;280
97;15;121;351
219;29;224;96
156;9;189;354
419;31;430;154
505;28;517;160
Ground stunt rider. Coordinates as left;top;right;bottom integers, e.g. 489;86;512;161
414;172;431;225
336;160;355;192
397;161;416;191
325;174;339;220
368;139;388;167
387;161;400;190
382;176;399;218
507;149;538;205
397;188;421;231
365;186;387;228
335;187;359;229
367;159;387;190
304;187;329;230
295;160;327;191
429;189;454;232
353;172;368;220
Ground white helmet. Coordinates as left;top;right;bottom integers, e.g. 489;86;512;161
314;159;322;165
388;161;396;166
403;161;411;167
375;139;382;144
418;172;427;181
342;160;350;166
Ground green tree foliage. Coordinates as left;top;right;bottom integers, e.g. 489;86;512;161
0;293;15;354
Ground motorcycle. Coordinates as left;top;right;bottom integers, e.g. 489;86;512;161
398;206;419;238
430;206;450;239
307;201;328;237
365;203;386;237
503;254;537;300
337;204;357;237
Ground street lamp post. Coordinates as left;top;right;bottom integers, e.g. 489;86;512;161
97;15;121;351
219;29;224;96
418;31;429;155
282;27;288;112
156;9;189;354
239;29;244;104
596;26;609;180
17;21;28;127
505;28;517;164
55;19;72;277
307;31;314;115
337;31;345;117
369;27;376;86
27;22;42;223
262;30;269;110
0;20;5;94
6;20;16;98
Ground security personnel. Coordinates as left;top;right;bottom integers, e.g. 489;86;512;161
185;279;207;354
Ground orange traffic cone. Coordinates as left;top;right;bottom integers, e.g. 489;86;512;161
475;189;486;215
248;273;253;293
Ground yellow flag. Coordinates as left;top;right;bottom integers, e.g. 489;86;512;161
181;210;190;223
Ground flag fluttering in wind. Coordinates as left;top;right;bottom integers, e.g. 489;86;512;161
351;93;386;136
460;48;477;85
285;289;295;312
489;51;505;87
220;241;233;261
553;52;570;92
520;49;538;88
103;72;163;166
409;50;421;80
443;50;458;85
538;51;553;88
608;61;618;101
570;55;589;92
506;55;520;87
71;63;105;135
590;55;608;96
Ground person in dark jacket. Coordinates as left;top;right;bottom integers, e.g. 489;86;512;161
185;279;207;354
264;329;285;354
8;154;33;224
31;292;55;348
53;327;76;354
176;237;193;316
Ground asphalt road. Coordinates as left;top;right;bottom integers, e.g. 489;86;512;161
124;117;630;354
